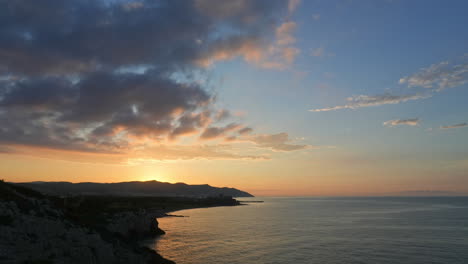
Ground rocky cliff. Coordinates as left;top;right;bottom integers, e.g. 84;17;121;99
106;209;166;239
0;181;173;264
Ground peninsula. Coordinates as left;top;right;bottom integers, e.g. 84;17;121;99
0;180;251;263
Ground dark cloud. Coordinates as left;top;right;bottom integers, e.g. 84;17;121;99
0;0;287;75
238;127;253;135
170;111;211;139
200;123;242;140
0;77;77;109
65;71;211;123
0;71;212;152
214;109;231;121
0;0;306;159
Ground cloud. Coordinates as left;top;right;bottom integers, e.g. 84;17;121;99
122;2;145;11
440;123;468;129
310;47;334;57
5;143;269;164
214;109;231;122
249;133;308;151
237;21;300;70
195;27;301;70
0;146;14;153
204;130;311;152
399;58;468;91
133;144;269;161
383;118;420;127
170;111;212;139
0;0;306;160
310;93;430;112
0;72;214;152
276;22;297;46
288;0;301;13
311;47;325;57
200;123;242;140
238;127;254;135
0;0;291;75
310;55;466;113
193;4;301;70
195;0;252;19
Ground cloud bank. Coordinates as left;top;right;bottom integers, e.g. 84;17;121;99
0;0;307;161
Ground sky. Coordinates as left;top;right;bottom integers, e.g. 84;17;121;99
0;0;467;196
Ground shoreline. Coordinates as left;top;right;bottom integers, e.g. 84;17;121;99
149;202;247;263
0;181;250;263
160;202;247;217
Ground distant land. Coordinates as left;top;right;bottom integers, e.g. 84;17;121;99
393;190;467;196
17;181;254;198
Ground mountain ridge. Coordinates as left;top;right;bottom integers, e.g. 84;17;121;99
17;180;254;198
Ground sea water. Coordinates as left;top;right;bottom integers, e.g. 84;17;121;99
148;197;468;264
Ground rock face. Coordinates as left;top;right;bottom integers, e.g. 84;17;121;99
106;209;166;239
0;181;174;264
0;201;116;263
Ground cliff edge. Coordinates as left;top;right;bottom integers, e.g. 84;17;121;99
0;181;173;264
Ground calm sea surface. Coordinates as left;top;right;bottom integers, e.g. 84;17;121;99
147;197;468;264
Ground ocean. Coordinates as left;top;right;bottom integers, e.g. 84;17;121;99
147;197;468;264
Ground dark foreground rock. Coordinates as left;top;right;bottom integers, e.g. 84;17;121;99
106;209;166;239
0;181;174;264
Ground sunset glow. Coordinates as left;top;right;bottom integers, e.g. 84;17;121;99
1;0;467;196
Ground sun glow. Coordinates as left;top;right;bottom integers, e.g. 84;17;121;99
137;167;173;183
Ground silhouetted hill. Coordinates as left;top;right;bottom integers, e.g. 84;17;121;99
18;181;254;198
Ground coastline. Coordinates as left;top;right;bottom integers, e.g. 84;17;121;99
150;200;254;263
147;202;248;263
159;201;247;218
0;181;248;263
132;197;468;264
65;195;246;263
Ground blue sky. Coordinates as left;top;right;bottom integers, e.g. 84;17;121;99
212;0;468;152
